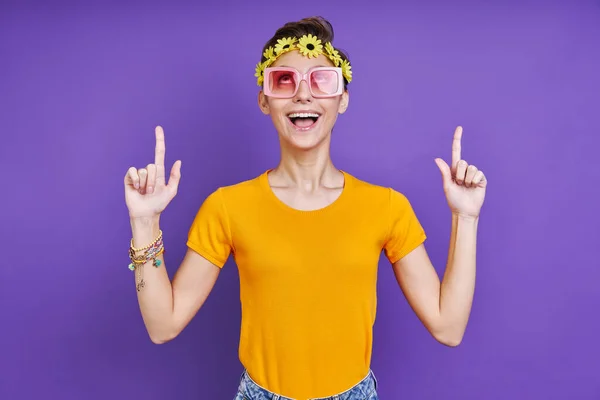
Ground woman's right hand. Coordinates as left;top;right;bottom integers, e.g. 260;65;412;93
124;126;182;219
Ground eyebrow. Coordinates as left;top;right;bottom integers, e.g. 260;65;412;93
279;65;328;69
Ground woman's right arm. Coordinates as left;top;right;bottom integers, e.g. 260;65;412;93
124;126;220;344
130;215;220;344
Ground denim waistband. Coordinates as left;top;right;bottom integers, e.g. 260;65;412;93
236;369;378;400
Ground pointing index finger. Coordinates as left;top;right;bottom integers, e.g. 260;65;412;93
451;126;463;170
155;126;166;166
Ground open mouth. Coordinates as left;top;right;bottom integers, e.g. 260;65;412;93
287;112;321;130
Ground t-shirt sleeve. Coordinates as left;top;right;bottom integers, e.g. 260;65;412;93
383;188;427;264
186;188;233;268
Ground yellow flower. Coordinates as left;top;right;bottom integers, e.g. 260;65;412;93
274;37;297;55
255;61;265;86
262;46;276;62
297;34;323;58
255;56;276;86
341;59;352;83
324;42;342;66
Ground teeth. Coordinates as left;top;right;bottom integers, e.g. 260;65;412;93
288;112;320;118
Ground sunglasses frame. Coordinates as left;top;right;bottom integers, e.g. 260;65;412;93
262;67;344;98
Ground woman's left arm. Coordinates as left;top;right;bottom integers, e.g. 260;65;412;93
392;126;487;347
392;214;478;347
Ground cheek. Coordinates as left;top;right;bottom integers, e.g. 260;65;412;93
322;100;342;117
266;100;287;117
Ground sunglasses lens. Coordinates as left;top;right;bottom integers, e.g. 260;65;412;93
266;68;340;97
310;70;339;96
268;70;297;97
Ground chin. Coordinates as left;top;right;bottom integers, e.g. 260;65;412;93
279;117;332;150
283;127;330;151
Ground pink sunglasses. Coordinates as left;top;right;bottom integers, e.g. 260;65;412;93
263;67;344;98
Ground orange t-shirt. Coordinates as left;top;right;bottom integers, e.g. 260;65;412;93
187;169;426;399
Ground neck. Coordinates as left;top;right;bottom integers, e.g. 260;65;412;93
272;135;341;190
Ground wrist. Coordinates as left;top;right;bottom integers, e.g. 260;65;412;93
452;212;479;222
130;215;160;227
130;216;161;246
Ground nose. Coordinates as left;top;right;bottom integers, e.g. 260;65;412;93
293;79;312;103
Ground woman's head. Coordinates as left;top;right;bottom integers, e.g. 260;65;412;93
256;17;352;151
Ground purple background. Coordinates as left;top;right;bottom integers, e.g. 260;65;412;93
2;1;600;399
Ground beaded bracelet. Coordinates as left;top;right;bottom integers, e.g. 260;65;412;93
128;235;164;269
128;230;165;291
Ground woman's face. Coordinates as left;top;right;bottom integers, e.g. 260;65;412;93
258;50;349;151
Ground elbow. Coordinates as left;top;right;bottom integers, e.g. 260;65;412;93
150;335;173;345
435;334;463;347
431;325;465;347
148;327;180;345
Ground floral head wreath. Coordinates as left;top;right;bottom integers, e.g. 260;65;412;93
255;34;353;87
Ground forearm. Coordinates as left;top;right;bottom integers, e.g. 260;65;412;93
130;216;176;343
438;213;479;343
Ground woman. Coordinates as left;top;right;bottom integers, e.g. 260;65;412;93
123;16;487;400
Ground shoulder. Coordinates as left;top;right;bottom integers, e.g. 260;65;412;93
344;170;410;204
192;172;265;221
203;171;266;206
345;171;387;193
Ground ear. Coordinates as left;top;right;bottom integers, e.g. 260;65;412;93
337;90;350;114
258;90;270;115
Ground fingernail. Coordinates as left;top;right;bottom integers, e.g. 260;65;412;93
148;186;153;194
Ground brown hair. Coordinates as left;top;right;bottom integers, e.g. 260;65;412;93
260;16;351;86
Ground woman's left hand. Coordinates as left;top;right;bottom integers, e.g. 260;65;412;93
434;126;487;219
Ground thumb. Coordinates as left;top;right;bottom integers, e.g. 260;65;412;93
167;160;182;191
434;158;452;185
